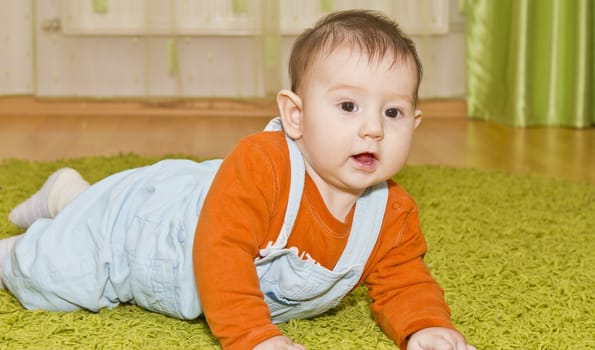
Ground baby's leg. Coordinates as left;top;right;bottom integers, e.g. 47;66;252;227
8;168;90;228
2;164;151;312
0;234;21;289
2;159;216;315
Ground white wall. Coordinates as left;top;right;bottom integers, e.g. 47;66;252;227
0;0;34;95
415;0;467;98
0;0;466;99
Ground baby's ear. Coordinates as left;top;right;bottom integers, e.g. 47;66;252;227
276;90;303;140
414;109;423;129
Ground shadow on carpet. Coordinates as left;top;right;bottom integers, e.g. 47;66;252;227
0;155;593;349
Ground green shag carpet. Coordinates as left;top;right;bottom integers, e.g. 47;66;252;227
0;155;593;350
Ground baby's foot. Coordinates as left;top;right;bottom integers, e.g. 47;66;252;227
46;168;90;217
8;168;89;228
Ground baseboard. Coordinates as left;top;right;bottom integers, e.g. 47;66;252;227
418;98;467;119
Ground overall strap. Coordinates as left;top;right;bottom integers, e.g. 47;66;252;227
270;135;305;248
262;117;305;249
334;181;388;272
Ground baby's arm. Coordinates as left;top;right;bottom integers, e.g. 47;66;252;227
365;193;474;349
193;136;296;349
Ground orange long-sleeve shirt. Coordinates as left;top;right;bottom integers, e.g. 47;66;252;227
193;131;455;350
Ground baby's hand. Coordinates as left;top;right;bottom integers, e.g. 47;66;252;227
407;327;477;350
252;335;306;350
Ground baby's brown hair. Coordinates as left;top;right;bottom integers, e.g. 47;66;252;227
288;9;423;103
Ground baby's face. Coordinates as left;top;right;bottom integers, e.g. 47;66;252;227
296;45;421;198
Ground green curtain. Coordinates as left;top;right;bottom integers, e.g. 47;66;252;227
465;0;594;127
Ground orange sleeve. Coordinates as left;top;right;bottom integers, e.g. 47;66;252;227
193;133;288;350
365;191;457;349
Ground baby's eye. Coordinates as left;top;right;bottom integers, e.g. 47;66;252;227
340;101;357;112
385;108;402;118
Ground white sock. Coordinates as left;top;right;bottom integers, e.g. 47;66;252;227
47;168;91;217
0;234;21;289
8;168;90;228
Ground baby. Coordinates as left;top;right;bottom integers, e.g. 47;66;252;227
1;9;476;350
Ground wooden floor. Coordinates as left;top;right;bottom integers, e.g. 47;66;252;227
0;96;593;184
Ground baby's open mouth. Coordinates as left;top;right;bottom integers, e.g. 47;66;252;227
352;152;378;169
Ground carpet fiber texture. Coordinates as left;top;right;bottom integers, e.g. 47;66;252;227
0;155;593;349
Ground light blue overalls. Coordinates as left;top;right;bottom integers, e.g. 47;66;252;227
3;118;388;323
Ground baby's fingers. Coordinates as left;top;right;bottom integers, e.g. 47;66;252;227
252;336;307;350
456;341;477;350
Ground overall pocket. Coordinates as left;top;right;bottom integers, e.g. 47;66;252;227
256;249;352;319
